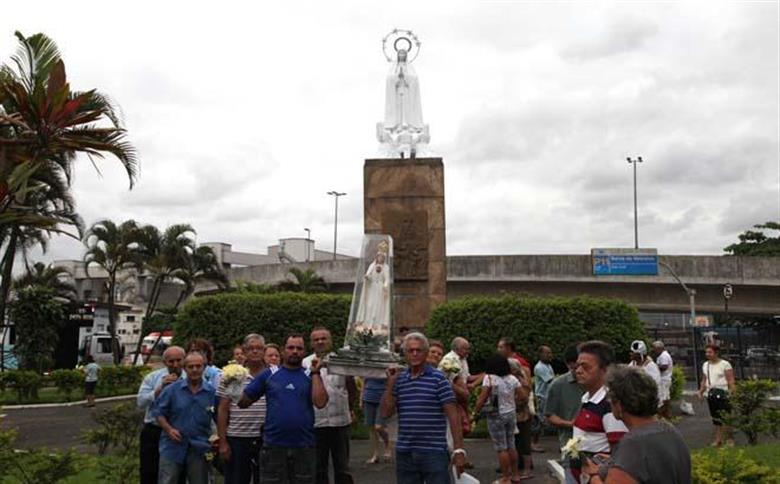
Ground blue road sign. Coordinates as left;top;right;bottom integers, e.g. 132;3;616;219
592;249;658;276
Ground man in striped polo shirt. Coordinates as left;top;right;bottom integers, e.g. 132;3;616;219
381;332;466;484
569;341;628;483
217;333;268;484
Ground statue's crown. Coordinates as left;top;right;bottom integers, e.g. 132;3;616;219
377;241;389;255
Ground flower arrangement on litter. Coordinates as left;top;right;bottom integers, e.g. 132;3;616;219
561;436;583;460
439;353;461;376
221;362;249;402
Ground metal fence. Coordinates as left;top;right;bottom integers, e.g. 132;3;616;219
648;325;780;385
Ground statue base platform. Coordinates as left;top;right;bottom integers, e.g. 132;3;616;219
325;347;402;378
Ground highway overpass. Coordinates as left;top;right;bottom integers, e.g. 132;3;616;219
221;255;780;318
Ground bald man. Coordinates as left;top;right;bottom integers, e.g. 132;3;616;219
137;346;185;484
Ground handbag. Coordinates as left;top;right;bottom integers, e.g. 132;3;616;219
706;362;729;402
481;378;500;416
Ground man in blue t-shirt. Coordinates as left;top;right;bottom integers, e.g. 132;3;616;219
239;334;328;483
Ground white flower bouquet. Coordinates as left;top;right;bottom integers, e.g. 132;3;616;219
561;436;582;460
221;363;249;402
439;353;461;376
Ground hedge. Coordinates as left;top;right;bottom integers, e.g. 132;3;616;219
174;292;352;364
427;295;647;368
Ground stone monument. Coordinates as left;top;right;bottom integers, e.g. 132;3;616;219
367;29;446;329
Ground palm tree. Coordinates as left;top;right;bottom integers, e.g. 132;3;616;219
84;219;141;364
0;166;83;322
131;223;196;364
13;261;76;300
279;267;328;293
0;31;136;329
172;245;228;309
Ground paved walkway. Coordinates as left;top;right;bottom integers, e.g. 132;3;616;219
0;398;768;483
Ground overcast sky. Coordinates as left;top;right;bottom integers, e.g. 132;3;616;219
2;1;778;262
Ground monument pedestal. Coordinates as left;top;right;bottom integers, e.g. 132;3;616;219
364;158;446;330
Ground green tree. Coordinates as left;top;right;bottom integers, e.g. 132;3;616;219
13;261;76;300
724;222;780;256
8;286;65;373
132;223;196;364
0;31;137;329
84;219;142;364
279;267;328;293
172;245;228;308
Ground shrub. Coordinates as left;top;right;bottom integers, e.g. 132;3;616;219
175;292;352;364
3;370;43;402
670;366;685;402
724;378;780;445
692;448;780;483
83;402;142;455
49;369;83;401
0;428;83;483
97;451;138;484
427;295;647;368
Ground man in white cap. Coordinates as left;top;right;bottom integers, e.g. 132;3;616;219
651;341;674;419
628;341;662;409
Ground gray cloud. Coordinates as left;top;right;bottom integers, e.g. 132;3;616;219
1;1;777;265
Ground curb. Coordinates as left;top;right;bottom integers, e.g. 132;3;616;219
1;394;135;410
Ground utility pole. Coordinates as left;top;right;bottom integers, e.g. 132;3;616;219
723;283;733;323
327;191;346;261
627;156;643;249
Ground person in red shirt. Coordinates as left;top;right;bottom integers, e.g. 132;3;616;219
497;337;531;370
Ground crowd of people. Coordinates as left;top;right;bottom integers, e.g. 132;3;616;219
133;327;710;484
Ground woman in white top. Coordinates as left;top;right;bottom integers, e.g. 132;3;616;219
697;344;735;447
473;354;525;484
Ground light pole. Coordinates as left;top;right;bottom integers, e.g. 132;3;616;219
658;260;699;387
627;156;643;249
327;191;346;261
723;283;733;322
304;227;311;262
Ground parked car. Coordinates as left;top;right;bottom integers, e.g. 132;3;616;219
744;347;780;366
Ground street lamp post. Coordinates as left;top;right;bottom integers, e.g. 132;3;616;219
659;259;700;387
304;227;311;262
723;283;733;322
627;156;643;249
327;191;346;261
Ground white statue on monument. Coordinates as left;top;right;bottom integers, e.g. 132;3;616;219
377;29;430;158
354;241;391;335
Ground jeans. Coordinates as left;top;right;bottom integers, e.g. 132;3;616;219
225;436;263;484
396;451;451;484
261;447;316;484
158;447;211;484
315;425;353;484
140;424;162;484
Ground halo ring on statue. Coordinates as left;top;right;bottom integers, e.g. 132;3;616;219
382;28;420;63
394;37;413;54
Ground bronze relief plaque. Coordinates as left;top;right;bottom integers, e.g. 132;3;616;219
384;210;428;281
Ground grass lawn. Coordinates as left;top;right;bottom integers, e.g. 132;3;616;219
0;385;136;405
692;442;780;468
